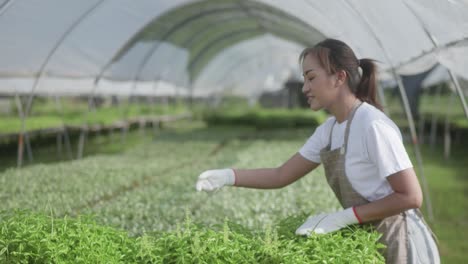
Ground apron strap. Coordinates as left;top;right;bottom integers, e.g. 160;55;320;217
326;120;337;149
342;100;362;155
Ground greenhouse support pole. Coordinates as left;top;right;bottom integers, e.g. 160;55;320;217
24;133;33;162
77;129;87;159
377;81;390;116
14;94;25;167
447;71;468;118
418;111;426;144
56;132;63;159
129;12;211;127
55;95;73;160
14;93;33;165
344;0;434;220
444;86;456;159
24;0;106;116
79;77;101;159
429;84;443;149
21;0;106;162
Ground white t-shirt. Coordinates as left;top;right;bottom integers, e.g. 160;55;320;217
299;102;413;202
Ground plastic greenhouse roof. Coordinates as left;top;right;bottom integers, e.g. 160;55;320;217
0;0;467;97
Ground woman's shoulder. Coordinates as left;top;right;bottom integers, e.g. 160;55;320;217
357;103;400;133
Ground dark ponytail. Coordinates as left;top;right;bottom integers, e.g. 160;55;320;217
356;58;382;111
300;39;382;111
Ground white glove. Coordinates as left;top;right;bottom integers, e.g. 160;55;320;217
195;168;236;192
295;207;360;236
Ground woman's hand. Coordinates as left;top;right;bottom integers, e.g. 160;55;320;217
295;207;360;236
195;168;236;192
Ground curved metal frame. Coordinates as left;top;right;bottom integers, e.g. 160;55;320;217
12;0;107;166
124;1;322;114
143;7;321;104
0;0;14;17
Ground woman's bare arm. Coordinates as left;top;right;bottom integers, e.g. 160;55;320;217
233;153;320;189
354;168;423;222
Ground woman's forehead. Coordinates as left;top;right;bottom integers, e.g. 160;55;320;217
302;54;322;72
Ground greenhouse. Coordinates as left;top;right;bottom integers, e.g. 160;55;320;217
0;0;467;263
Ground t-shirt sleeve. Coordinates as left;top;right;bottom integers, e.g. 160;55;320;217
365;120;413;178
299;121;330;163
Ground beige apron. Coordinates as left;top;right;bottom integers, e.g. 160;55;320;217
319;101;439;264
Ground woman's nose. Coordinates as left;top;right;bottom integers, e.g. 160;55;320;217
302;83;308;93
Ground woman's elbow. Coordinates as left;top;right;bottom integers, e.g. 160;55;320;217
408;192;423;209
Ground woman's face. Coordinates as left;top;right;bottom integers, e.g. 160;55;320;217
301;54;339;111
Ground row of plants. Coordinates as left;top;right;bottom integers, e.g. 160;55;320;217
0;121;338;233
1;119;467;262
0;120;386;262
201;107;327;129
384;92;468;129
0;99;188;135
0;210;384;263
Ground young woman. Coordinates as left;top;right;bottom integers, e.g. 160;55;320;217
195;38;439;264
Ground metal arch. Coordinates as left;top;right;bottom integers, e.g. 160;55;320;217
403;0;468;119
393;37;468;70
217;48;300;87
183;13;250;47
87;4;245;145
187;17;316;75
120;4;252;110
134;1;323;101
247;0;326;40
147;7;316;100
90;4;247;103
152;28;262;103
187;5;322;76
150;23;308;98
188;28;262;70
341;0;434;220
92;0;322;105
24;0;108;116
130;5;249;86
151;8;315;84
212;47;301;92
83;2;229;147
125;5;257;116
0;0;15;17
131;1;318;85
188;26;311;76
16;0;108;166
149;15;256;98
0;0;29;166
219;53;289;100
89;4;242;96
148;12;262;102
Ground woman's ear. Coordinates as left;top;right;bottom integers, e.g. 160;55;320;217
336;70;347;86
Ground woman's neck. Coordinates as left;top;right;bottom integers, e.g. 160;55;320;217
330;95;360;124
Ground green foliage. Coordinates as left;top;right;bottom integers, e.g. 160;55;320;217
202;107;327;129
384;90;468;129
0;98;189;134
0;121;339;234
408;144;468;263
0;210;384;263
0;210;137;263
1;120;465;262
